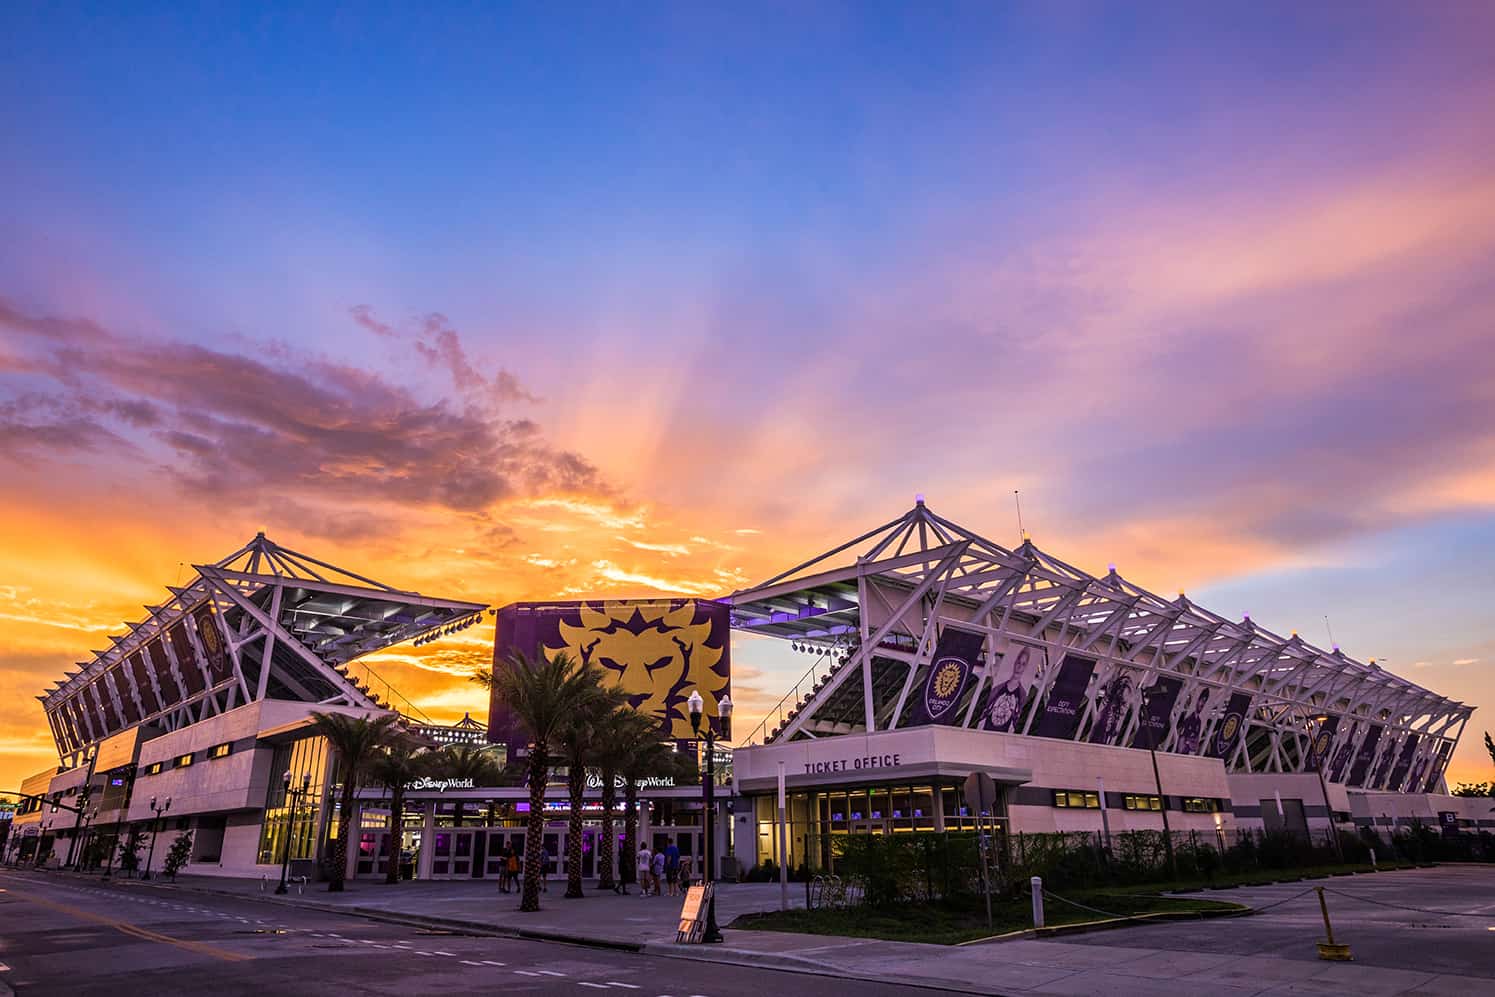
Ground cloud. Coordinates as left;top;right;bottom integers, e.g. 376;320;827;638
0;302;609;529
1451;658;1479;666
347;306;538;407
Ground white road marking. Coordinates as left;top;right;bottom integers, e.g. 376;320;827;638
416;950;437;957
536;970;566;977
514;970;541;976
460;960;485;967
605;984;641;990
577;985;610;991
480;959;506;966
433;950;456;957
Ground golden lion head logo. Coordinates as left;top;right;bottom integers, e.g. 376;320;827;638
932;661;962;699
548;600;727;737
1221;716;1239;741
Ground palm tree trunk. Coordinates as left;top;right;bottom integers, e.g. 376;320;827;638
597;766;617;890
384;785;403;885
521;746;547;912
623;778;639;888
565;762;585;898
330;776;354;892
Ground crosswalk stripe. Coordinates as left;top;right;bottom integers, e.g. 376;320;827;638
460;960;485;967
480;960;505;966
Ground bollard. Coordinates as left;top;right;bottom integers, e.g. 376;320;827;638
1314;886;1353;961
1369;851;1377;870
1031;876;1045;929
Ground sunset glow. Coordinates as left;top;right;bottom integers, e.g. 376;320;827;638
2;4;1493;794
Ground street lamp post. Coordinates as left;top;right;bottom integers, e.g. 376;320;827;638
141;796;172;880
276;771;313;895
66;786;94;869
687;689;733;945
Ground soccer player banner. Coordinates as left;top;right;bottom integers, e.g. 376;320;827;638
979;645;1043;733
1034;653;1096;740
1423;741;1452;793
1087;666;1136;745
1303;713;1339;769
1129;675;1184;749
1347;724;1383;787
908;627;983;727
1209;693;1255;760
1387;734;1419;791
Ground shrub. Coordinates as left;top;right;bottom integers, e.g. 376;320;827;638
163;831;194;880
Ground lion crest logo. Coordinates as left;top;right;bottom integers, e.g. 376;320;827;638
548;600;728;738
924;656;966;718
1221;715;1240;742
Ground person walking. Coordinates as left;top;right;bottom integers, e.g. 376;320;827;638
497;844;511;893
506;846;519;892
635;844;653;897
539;844;550;892
663;840;681;897
650;847;666;898
679;855;693;890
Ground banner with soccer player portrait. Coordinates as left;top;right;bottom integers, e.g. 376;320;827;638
1303;713;1339;770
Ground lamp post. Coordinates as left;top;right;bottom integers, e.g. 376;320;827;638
141;795;172;880
687;689;732;944
276;771;313;895
101;810;119;880
66;786;94;869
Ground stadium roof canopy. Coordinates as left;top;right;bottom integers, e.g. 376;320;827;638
726;500;1472;789
39;533;487;768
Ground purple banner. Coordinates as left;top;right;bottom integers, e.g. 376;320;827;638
1087;667;1136;745
1423;741;1452;793
1034;653;1096;740
1209;693;1255;760
1304;714;1339;770
909;627;983;727
1386;734;1419;792
1328;721;1362;782
979;646;1041;733
193;603;232;683
492;599;731;748
1370;733;1401;788
1173;687;1214;754
1129;675;1183;749
1347;724;1383;787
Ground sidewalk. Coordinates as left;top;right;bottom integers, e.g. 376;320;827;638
73;868;1495;996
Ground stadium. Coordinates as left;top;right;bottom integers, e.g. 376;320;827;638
11;501;1489;882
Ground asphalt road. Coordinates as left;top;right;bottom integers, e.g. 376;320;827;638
0;871;922;997
1061;866;1495;980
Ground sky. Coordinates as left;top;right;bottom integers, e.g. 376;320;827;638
2;2;1493;794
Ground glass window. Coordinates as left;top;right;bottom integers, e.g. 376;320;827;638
144;762;164;776
208;742;232;760
1054;790;1101;809
1182;797;1216;813
256;735;328;865
1123;794;1162;811
174;753;194;768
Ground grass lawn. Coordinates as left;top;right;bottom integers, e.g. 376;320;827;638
732;891;1246;945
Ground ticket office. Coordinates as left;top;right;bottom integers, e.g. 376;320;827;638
750;780;1006;874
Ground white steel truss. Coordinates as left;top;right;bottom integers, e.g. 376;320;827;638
728;501;1471;792
38;533;488;769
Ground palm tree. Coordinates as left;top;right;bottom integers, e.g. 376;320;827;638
368;734;433;885
618;736;674;890
430;744;506;827
591;709;657;892
472;650;606;912
308;711;401;892
557;688;628;898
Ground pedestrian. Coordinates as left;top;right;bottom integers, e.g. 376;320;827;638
506;846;520;892
663;840;681;897
650;847;666;897
539;844;550;892
635;844;653;897
497;845;511;892
679;855;693;890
